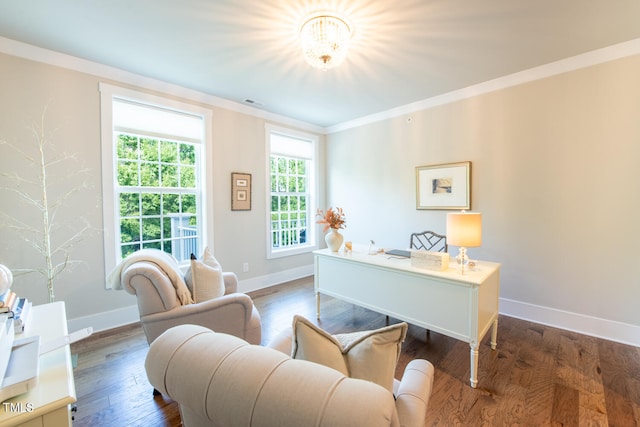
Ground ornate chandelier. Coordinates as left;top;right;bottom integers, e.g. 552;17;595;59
299;13;352;70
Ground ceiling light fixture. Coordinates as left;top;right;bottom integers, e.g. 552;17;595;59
299;13;351;70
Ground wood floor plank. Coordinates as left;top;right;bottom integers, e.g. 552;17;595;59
551;383;580;427
598;338;640;426
70;277;640;426
521;345;556;425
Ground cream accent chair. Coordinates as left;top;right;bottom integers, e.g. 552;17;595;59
120;256;261;346
145;324;434;427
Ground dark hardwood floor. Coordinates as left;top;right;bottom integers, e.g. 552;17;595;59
70;277;640;426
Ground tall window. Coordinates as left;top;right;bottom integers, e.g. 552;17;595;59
266;125;318;258
100;84;212;275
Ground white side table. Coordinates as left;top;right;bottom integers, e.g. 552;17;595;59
0;301;76;427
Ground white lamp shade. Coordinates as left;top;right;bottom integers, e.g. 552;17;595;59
446;212;482;247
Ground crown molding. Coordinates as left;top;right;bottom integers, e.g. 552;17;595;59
0;36;325;134
326;38;640;134
2;35;640;136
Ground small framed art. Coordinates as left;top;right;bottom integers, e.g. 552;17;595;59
416;161;471;210
231;172;252;211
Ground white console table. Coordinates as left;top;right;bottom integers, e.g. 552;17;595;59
0;302;76;427
314;248;501;388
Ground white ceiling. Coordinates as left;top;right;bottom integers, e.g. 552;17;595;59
1;0;639;128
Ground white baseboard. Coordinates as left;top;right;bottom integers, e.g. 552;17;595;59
238;264;314;293
67;304;140;334
499;297;640;347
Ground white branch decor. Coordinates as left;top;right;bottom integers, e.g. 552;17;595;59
0;107;94;302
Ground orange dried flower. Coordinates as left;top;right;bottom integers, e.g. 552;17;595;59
316;207;346;232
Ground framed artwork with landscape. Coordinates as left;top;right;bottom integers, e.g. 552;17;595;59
416;161;471;210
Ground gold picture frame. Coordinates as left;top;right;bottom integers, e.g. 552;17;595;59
231;172;251;211
416;161;471;210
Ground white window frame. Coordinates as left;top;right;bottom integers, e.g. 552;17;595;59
265;124;319;259
100;83;213;279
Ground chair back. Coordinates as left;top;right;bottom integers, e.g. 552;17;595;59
409;231;447;252
146;325;400;427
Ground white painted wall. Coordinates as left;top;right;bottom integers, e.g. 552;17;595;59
325;55;640;345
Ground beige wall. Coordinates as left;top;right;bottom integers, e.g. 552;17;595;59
325;55;640;335
1;46;638;343
0;52;319;326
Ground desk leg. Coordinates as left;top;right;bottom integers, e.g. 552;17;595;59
316;292;321;319
491;318;498;350
470;343;479;388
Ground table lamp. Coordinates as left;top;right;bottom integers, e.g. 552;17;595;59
446;212;482;274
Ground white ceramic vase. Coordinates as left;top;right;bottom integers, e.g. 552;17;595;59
325;228;344;252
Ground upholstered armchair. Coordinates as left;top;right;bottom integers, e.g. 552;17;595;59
118;250;261;346
146;324;434;427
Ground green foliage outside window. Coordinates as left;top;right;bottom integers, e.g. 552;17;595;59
270;155;309;248
117;134;199;259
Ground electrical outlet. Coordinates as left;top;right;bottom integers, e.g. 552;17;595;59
242;262;249;273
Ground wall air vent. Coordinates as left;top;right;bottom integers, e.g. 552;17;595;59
243;99;264;107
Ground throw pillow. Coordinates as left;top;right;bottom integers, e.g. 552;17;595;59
291;315;407;392
184;247;225;303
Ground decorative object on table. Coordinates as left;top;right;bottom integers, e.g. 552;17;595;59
344;241;353;254
231;172;252;211
0;107;95;302
316;207;346;252
324;228;344;252
416;161;471;210
446;211;482;274
0;277;31;332
410;250;450;271
12;297;32;333
0;290;17;313
368;240;383;255
0;265;12;295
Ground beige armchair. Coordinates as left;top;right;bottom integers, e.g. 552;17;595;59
120;254;261;346
145;324;434;427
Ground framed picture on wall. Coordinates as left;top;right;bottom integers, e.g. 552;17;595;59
416;161;471;210
231;172;251;211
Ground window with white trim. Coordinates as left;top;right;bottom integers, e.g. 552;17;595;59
100;84;212;274
266;125;318;258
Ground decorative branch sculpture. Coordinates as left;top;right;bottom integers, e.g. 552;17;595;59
0;107;93;302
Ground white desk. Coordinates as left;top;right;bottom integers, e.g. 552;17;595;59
0;302;76;427
314;248;501;388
